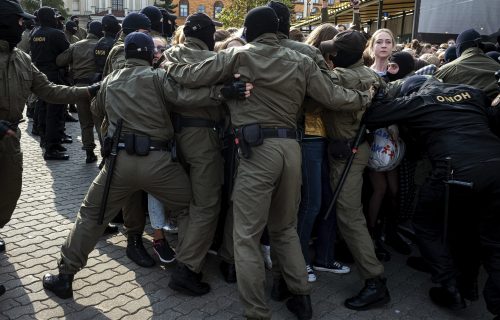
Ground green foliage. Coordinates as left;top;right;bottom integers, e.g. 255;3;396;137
21;0;68;17
218;0;293;28
154;0;178;12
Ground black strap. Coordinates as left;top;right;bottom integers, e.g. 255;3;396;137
261;128;302;141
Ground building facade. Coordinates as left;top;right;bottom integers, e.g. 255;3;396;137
63;0;155;18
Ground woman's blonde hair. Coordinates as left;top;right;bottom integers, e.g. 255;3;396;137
215;36;247;52
172;25;185;45
304;23;338;48
366;28;395;58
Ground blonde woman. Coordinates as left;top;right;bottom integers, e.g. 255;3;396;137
367;28;395;76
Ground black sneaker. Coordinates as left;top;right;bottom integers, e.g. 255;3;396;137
0;285;5;296
153;239;176;263
0;237;5;252
313;261;351;274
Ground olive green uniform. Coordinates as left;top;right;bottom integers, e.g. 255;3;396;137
167;33;371;319
164;37;225;273
64;30;79;44
98;33;145;239
434;47;499;100
57;34;101;151
59;58;223;274
0;40;89;228
75;27;87;43
322;60;386;280
18;29;31;53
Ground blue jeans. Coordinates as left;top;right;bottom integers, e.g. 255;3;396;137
147;194;166;230
297;138;336;265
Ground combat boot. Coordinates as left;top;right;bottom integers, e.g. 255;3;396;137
86;150;98;163
126;235;155;267
219;261;237;283
0;237;5;252
44;149;69;161
345;276;390;310
42;273;74;299
286;294;313;320
429;279;466;310
0;284;5;297
168;263;210;296
271;277;291;301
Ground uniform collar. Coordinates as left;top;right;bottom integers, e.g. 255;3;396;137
251;33;279;45
349;59;365;68
184;37;209;51
124;58;152;67
0;40;10;53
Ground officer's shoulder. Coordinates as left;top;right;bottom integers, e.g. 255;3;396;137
12;48;33;66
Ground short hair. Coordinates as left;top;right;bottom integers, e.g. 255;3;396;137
289;28;305;42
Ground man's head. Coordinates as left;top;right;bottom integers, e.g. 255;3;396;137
0;0;35;50
124;31;155;64
122;12;151;35
65;21;78;35
267;1;290;36
184;13;222;51
455;28;481;57
70;15;79;26
88;21;103;38
159;8;177;38
37;6;58;28
102;14;121;36
399;75;428;97
319;30;366;68
243;6;278;43
444;45;457;63
140;6;163;34
387;51;415;82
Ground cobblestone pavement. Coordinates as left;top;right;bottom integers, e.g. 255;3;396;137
0;114;492;319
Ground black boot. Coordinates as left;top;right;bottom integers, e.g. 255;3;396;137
219;261;237;283
429;281;466;310
271;277;291;301
168;263;210;296
86;150;98;163
457;277;479;301
0;237;5;252
286;294;313;320
44;149;69;161
126;235;155;267
102;224;119;236
344;277;391;310
42;273;74;299
0;285;5;296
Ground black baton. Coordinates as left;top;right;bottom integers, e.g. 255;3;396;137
98;118;123;225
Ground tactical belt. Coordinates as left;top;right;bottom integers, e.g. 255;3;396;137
117;140;172;152
262;128;303;142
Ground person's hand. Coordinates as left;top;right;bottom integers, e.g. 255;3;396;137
87;82;101;98
387;124;399;141
0;120;16;139
350;0;360;9
221;74;254;100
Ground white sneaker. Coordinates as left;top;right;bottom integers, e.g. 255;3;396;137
313;261;351;274
306;265;317;282
162;217;178;234
261;245;272;270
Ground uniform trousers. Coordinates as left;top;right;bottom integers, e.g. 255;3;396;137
0;129;22;228
59;151;191;274
329;142;384;279
233;138;310;319
74;82;99;151
175;127;223;273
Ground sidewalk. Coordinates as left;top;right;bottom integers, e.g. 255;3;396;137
0;115;490;319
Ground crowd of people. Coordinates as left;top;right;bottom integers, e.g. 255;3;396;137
0;0;499;319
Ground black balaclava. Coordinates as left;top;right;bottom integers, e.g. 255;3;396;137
387;51;415;82
140;6;163;34
267;1;290;37
184;13;218;51
0;15;24;50
88;21;103;38
65;21;77;35
243;7;279;43
444;45;457;63
124;31;154;64
70;15;79;26
159;8;176;38
102;14;121;37
24;19;35;30
455;28;481;57
122;12;151;35
320;30;366;68
38;7;58;28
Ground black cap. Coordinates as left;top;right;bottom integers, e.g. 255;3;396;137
267;1;290;35
140;6;162;24
0;0;36;19
65;20;78;32
70;15;78;20
320;30;366;55
102;14;119;28
88;21;103;37
122;12;151;34
185;12;222;33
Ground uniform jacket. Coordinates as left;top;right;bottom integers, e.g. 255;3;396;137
56;34;100;80
434;47;499;100
75;27;87;42
322;59;385;140
102;33;125;77
17;29;31;54
166;33;371;129
364;78;500;175
165;37;224;122
94;35;116;74
93;58;223;140
64;31;79;44
0;40;88;123
277;32;328;71
30;26;70;73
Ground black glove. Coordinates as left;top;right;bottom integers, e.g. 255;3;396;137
0;120;14;140
220;78;247;100
87;82;101;98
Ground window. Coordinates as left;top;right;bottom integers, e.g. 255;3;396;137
213;1;223;18
72;0;79;11
197;4;205;13
179;0;189;17
328;0;334;4
111;0;123;11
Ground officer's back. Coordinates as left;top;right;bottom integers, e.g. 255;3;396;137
94;14;121;76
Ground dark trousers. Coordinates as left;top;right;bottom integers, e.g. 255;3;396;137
413;164;500;315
